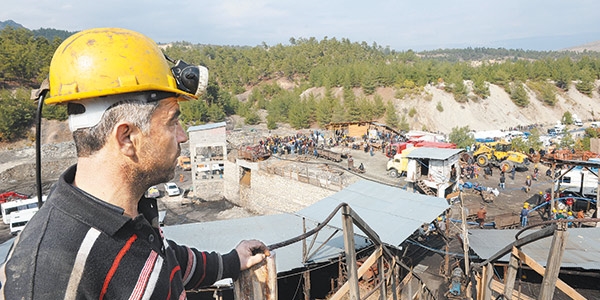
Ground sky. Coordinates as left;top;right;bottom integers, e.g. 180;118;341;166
2;0;600;52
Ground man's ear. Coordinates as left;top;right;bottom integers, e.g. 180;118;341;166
115;122;138;157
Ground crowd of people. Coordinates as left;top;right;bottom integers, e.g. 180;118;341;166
252;126;593;232
457;151;593;230
527;190;588;228
253;126;405;159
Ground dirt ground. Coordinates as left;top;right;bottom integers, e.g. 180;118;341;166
456;163;553;227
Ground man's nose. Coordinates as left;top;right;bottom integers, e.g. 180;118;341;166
177;123;188;143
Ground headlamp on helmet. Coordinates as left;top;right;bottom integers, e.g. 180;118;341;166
165;55;209;98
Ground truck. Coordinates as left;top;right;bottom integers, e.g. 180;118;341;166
386;141;457;177
386;147;417;177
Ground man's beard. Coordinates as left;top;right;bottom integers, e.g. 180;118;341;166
129;143;179;194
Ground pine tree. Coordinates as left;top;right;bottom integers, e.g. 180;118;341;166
385;101;399;129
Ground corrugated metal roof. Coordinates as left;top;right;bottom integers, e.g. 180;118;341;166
297;180;450;246
468;228;600;270
406;147;464;160
187;122;227;132
162;214;373;273
0;238;14;263
163;180;450;272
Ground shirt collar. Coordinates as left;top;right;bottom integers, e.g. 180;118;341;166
48;165;155;236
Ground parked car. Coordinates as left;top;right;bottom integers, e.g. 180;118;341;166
164;182;180;196
145;186;160;198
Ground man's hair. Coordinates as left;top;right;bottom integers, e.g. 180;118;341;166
73;99;159;157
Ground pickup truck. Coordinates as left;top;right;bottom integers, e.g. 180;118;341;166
177;156;191;171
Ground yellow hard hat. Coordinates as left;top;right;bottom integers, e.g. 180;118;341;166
568;211;573;215
46;27;207;105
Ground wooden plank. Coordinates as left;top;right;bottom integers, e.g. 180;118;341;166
329;247;383;300
539;226;568;299
234;253;277;300
445;191;460;200
342;205;359;300
474;273;536;300
502;247;519;299
489;278;536;300
512;247;586;300
481;265;493;300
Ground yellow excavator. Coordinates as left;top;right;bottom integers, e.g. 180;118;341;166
470;141;529;171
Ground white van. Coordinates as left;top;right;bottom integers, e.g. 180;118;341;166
572;114;583;127
1;196;45;224
590;121;600;128
9;208;38;235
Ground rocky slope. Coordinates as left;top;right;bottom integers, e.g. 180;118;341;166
299;81;600;134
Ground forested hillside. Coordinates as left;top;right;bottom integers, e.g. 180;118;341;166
1;25;600;151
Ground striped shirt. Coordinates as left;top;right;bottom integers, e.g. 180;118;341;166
0;165;240;299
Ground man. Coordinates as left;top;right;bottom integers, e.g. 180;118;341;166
511;165;516;180
566;211;575;228
347;155;354;170
536;191;544;205
576;210;585;227
520;203;530;227
522;175;532;193
0;28;268;299
476;206;487;228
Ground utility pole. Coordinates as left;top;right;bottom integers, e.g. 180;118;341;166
539;222;568;299
459;191;472;299
342;205;360;300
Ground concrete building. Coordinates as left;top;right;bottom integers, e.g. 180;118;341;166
188;122;227;201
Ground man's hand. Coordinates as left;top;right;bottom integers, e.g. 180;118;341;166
235;239;270;271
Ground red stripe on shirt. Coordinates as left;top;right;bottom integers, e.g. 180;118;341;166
165;265;181;300
192;252;207;289
99;234;138;300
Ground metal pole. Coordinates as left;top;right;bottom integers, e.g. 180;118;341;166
550;162;556;215
444;213;450;277
596;177;600;228
378;257;386;300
